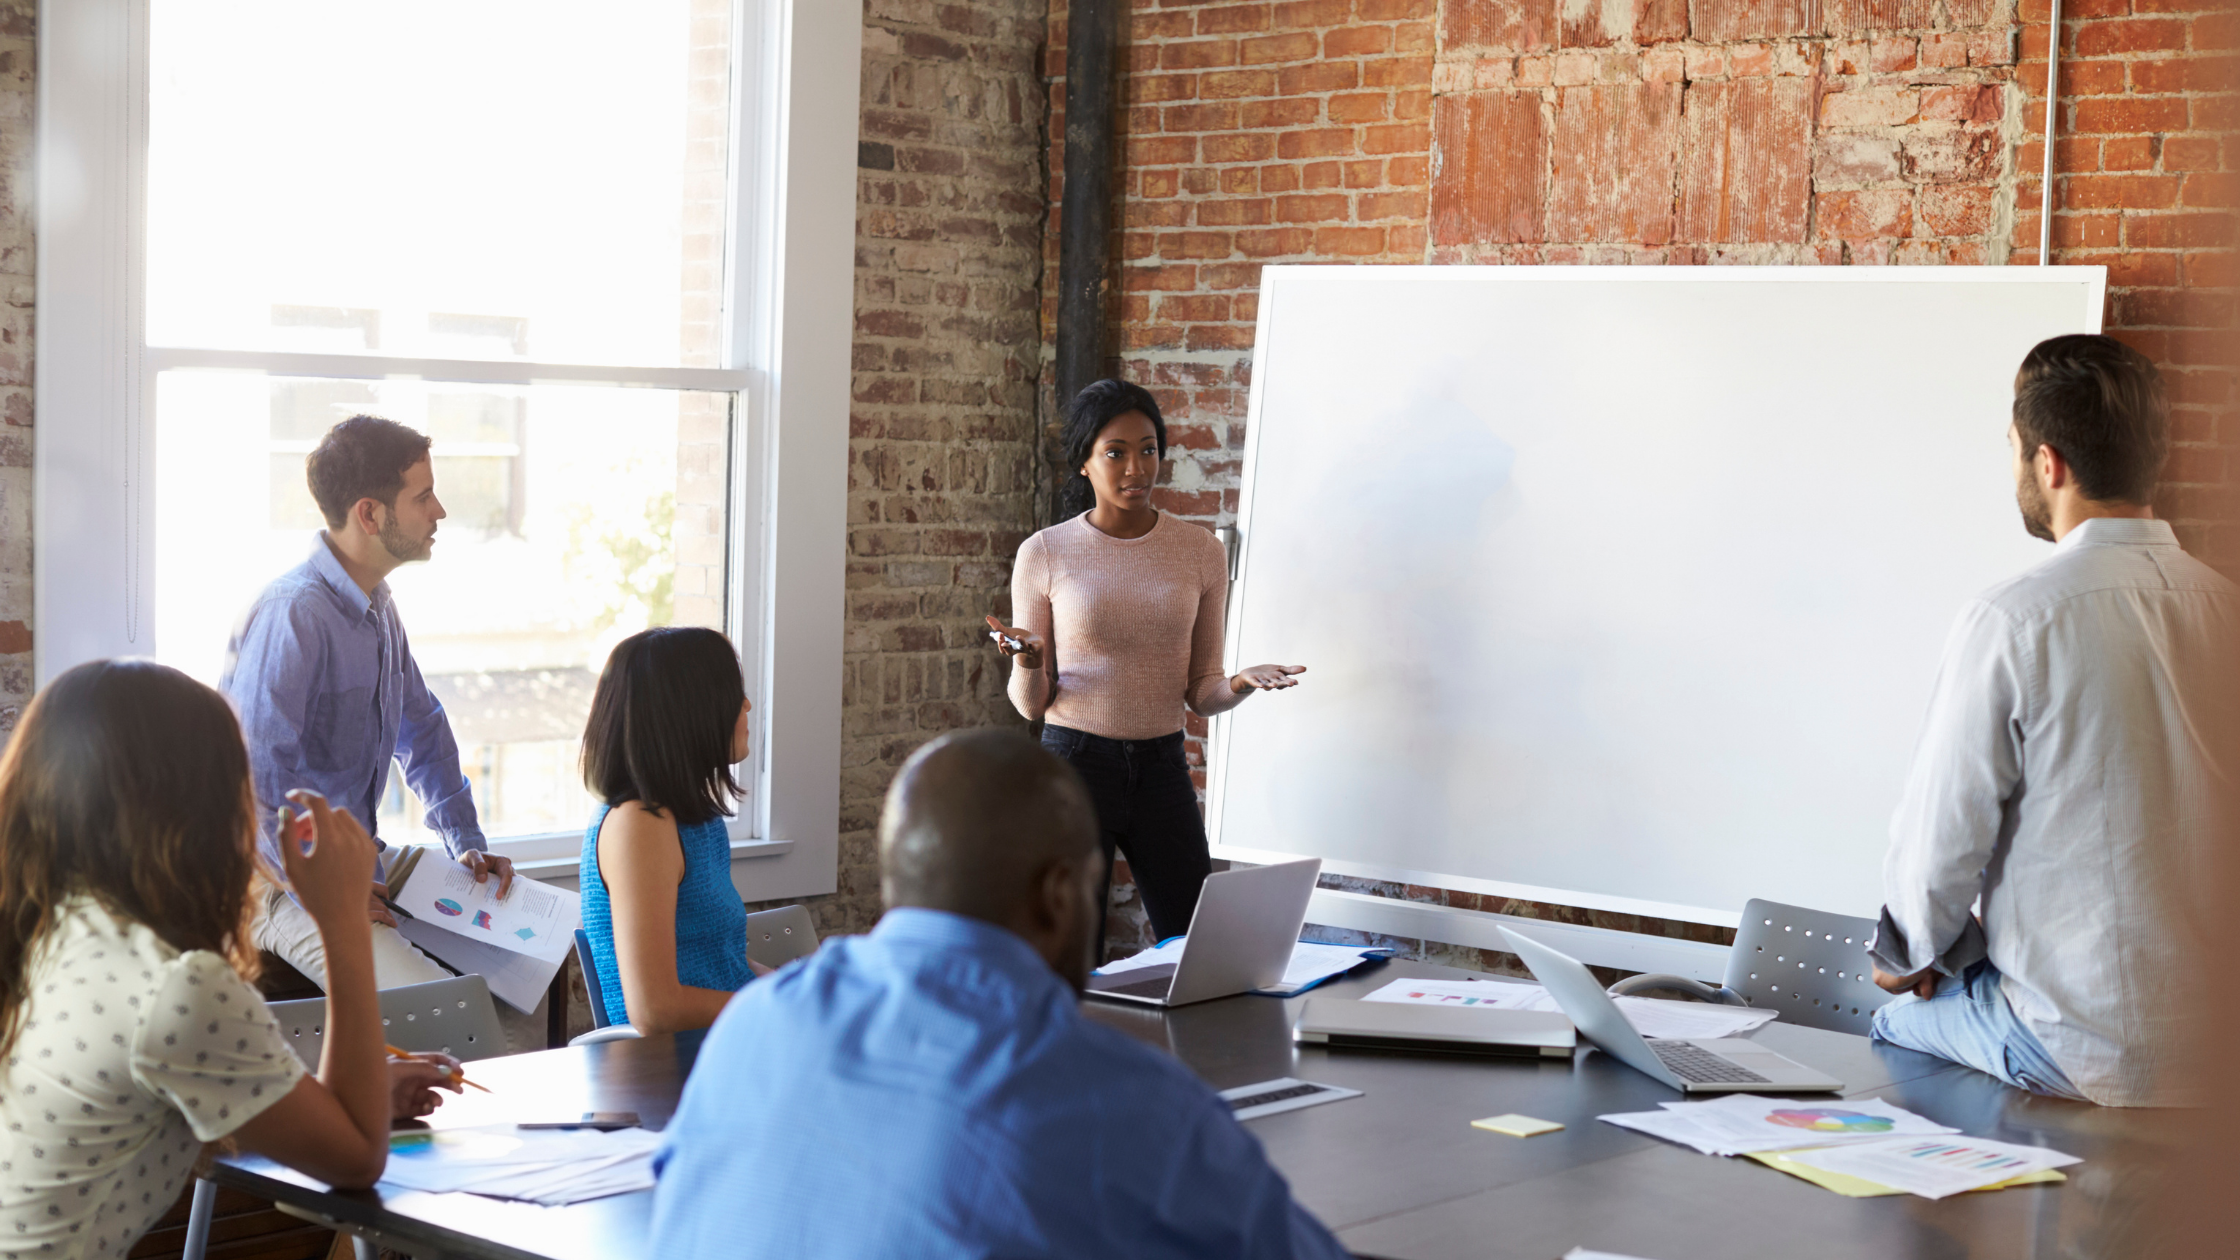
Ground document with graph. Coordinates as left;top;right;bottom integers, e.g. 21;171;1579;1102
392;859;579;963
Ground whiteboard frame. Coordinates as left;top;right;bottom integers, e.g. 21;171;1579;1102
1209;265;2108;934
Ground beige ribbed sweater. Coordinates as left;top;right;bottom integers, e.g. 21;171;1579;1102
1005;512;1247;740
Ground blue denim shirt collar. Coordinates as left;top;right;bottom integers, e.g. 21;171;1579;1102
305;531;391;617
870;906;1069;997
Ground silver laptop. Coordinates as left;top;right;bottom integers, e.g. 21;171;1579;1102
1085;858;1321;1008
1497;926;1842;1094
1294;996;1575;1059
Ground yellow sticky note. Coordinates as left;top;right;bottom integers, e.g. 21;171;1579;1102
1472;1114;1564;1138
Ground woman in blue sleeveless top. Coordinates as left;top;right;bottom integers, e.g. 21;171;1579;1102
578;627;764;1032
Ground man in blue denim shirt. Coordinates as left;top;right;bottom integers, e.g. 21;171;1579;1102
650;729;1348;1260
223;416;514;995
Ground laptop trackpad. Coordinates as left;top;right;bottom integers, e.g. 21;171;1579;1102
1088;964;1178;997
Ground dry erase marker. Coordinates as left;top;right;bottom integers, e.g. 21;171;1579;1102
275;806;314;856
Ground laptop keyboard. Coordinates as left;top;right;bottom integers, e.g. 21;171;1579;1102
1651;1040;1769;1084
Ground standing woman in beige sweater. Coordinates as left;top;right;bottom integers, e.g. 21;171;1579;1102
988;379;1304;951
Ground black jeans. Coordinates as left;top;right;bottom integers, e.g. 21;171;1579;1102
1040;723;1212;949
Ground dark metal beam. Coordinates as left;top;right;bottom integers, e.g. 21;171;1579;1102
1055;0;1120;417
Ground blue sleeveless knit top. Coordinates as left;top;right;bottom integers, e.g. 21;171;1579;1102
580;803;753;1027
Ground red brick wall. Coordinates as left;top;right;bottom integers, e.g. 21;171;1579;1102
802;0;1049;935
1041;0;2235;959
2016;0;2237;559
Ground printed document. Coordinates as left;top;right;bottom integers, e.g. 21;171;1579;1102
1784;1136;2081;1200
393;862;579;963
1094;938;1391;995
1598;1094;1958;1157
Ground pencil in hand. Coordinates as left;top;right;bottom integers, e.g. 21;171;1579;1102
387;1044;492;1093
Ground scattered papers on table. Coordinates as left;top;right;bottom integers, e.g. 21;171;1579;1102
1741;1149;2066;1198
380;1125;661;1206
1093;939;1392;996
1218;1077;1362;1121
393;862;580;962
1360;976;1779;1039
1782;1136;2080;1200
1598;1095;1960;1157
1472;1113;1563;1138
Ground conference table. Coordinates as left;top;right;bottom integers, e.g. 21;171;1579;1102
213;956;2176;1259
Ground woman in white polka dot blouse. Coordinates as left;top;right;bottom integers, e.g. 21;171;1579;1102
0;660;463;1260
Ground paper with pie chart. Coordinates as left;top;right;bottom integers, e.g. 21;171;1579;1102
395;859;579;964
1598;1095;1960;1157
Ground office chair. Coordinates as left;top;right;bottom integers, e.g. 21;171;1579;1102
745;903;818;970
185;976;508;1260
571;928;642;1046
1604;898;1897;1037
264;973;511;1067
569;906;819;1047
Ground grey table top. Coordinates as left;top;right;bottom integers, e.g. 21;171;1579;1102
1082;957;2179;1260
214;956;2174;1260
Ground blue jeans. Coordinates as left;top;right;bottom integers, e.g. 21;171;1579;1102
1869;961;2086;1101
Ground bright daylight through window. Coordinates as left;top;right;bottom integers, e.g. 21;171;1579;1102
145;1;738;842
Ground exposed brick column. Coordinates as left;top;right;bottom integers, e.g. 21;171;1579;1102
0;2;31;735
809;0;1050;935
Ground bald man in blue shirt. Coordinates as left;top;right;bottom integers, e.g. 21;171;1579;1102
650;729;1347;1259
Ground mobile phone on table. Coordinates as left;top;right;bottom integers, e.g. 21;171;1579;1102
520;1112;641;1131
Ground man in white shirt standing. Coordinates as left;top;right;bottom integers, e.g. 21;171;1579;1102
1868;333;2239;1107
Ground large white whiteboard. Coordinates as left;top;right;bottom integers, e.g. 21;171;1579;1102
1210;266;2105;926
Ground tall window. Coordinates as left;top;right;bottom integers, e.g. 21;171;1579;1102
144;0;743;842
41;0;852;893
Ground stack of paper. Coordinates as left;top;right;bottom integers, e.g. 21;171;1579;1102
1360;976;1779;1040
1093;939;1392;996
391;856;581;1013
1597;1097;2080;1200
379;1125;661;1206
1780;1136;2080;1200
1599;1095;1959;1157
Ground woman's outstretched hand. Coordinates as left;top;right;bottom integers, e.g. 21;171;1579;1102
1230;664;1306;694
984;615;1045;670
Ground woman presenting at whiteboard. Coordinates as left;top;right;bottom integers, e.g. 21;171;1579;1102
987;379;1304;949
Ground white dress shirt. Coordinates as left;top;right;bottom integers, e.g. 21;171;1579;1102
1870;517;2239;1106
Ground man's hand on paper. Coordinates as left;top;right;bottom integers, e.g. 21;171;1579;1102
367;880;398;929
459;849;516;897
1871;963;1939;999
388;1051;465;1120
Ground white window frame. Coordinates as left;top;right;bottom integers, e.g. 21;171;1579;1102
34;0;860;900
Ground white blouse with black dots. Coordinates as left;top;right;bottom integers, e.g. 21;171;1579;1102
0;895;304;1259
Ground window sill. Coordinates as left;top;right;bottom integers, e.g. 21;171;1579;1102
480;833;795;883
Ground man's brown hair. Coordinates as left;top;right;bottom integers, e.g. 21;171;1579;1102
306;414;433;528
2013;334;2169;505
0;661;263;1060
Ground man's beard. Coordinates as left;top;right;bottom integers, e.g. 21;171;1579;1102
378;516;434;563
2016;470;2055;542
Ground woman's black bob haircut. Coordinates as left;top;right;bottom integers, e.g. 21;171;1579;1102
581;627;745;826
1057;378;1166;519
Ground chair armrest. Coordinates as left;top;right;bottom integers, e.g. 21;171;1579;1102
568;1025;645;1047
1605;973;1747;1006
